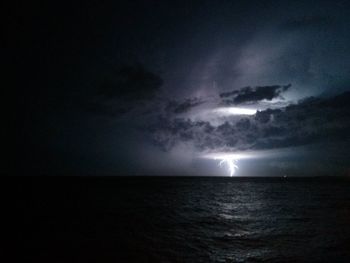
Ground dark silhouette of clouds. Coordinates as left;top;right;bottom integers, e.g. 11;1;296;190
220;84;291;104
282;15;334;31
98;64;163;101
84;64;163;117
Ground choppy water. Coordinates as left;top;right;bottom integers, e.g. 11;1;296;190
9;177;350;262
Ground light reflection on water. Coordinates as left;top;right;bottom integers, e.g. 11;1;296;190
134;178;350;262
18;177;350;262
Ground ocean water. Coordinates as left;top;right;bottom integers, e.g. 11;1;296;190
8;177;350;262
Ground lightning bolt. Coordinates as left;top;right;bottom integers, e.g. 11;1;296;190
216;157;239;177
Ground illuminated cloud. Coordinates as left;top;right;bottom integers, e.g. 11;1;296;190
149;91;350;156
213;107;257;116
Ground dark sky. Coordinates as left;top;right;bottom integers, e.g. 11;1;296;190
11;0;350;176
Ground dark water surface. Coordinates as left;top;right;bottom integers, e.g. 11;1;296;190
7;177;350;262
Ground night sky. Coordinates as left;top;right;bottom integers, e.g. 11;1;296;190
11;0;350;176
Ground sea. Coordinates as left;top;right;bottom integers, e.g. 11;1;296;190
6;176;350;262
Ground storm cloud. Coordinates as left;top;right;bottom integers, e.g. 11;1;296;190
14;0;350;175
150;91;350;153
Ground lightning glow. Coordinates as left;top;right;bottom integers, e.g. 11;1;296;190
216;157;239;176
201;149;292;176
213;107;257;115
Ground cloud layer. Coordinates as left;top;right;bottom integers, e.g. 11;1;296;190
149;91;350;154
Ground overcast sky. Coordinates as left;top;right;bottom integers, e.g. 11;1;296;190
12;0;350;176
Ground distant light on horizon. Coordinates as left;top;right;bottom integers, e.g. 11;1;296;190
213;107;257;116
202;152;252;177
200;149;293;176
